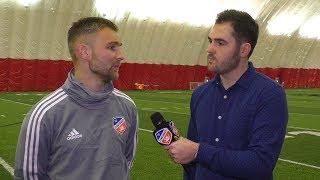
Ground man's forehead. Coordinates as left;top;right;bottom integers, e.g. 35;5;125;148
93;28;121;43
98;27;119;37
209;22;234;38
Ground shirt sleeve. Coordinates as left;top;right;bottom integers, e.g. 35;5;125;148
125;106;138;169
14;109;52;180
195;85;288;178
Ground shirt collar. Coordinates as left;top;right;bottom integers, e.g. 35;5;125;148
236;61;256;89
212;61;256;90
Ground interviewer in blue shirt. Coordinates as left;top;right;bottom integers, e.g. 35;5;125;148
165;9;288;180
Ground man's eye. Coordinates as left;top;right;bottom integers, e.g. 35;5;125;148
107;46;117;51
215;41;224;46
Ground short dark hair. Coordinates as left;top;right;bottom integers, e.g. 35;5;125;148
67;17;118;60
216;9;259;57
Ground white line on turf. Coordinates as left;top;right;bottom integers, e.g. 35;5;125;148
0;157;14;176
3;98;320;129
15;93;44;96
134;98;188;106
158;91;183;94
140;108;154;111
285;135;294;138
3;97;318;117
139;108;188;115
2;97;320;170
287;126;320;132
139;128;153;133
290;112;320;117
0;98;32;106
2;97;320;130
278;158;320;170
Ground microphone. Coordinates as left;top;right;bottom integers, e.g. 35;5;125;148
150;112;191;174
150;112;180;145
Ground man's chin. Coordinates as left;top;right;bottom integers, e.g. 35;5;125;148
103;73;119;82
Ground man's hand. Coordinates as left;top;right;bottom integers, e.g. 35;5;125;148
164;137;199;164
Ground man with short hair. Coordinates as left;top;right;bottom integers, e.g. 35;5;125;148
15;17;138;180
165;9;288;180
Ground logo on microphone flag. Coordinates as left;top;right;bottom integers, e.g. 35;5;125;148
113;116;127;135
155;128;172;145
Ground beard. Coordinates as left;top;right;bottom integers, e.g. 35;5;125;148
208;48;241;75
215;55;240;74
89;61;118;83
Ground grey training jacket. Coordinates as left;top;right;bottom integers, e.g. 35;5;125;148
14;71;138;180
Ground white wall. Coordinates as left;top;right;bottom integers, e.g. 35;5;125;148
0;0;319;68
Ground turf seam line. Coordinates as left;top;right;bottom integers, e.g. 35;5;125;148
0;98;32;106
0;121;22;128
0;156;14;176
134;98;189;106
287;126;320;132
290;112;320;117
139;128;153;133
278;158;320;170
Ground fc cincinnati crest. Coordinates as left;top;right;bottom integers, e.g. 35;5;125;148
113;116;128;135
155;128;172;145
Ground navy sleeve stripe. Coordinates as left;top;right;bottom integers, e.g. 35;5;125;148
23;89;67;180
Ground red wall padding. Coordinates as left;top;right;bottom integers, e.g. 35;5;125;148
0;60;9;91
0;58;319;91
114;63;212;90
0;59;73;92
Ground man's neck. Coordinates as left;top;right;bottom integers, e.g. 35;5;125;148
74;67;107;92
220;62;248;90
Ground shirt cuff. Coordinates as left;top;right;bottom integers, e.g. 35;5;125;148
195;143;216;166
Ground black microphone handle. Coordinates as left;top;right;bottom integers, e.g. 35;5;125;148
150;112;190;174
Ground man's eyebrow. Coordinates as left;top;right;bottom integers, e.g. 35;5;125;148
213;38;227;42
208;37;228;44
107;41;122;46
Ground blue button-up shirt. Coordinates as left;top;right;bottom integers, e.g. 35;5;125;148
185;62;288;180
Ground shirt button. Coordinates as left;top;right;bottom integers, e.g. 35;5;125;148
215;138;219;142
223;95;227;99
218;115;222;119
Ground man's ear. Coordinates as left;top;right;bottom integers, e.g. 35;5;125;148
75;43;91;61
240;43;251;58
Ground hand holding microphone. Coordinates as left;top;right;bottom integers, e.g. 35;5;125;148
150;112;199;168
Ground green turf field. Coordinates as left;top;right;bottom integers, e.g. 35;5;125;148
0;89;319;179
